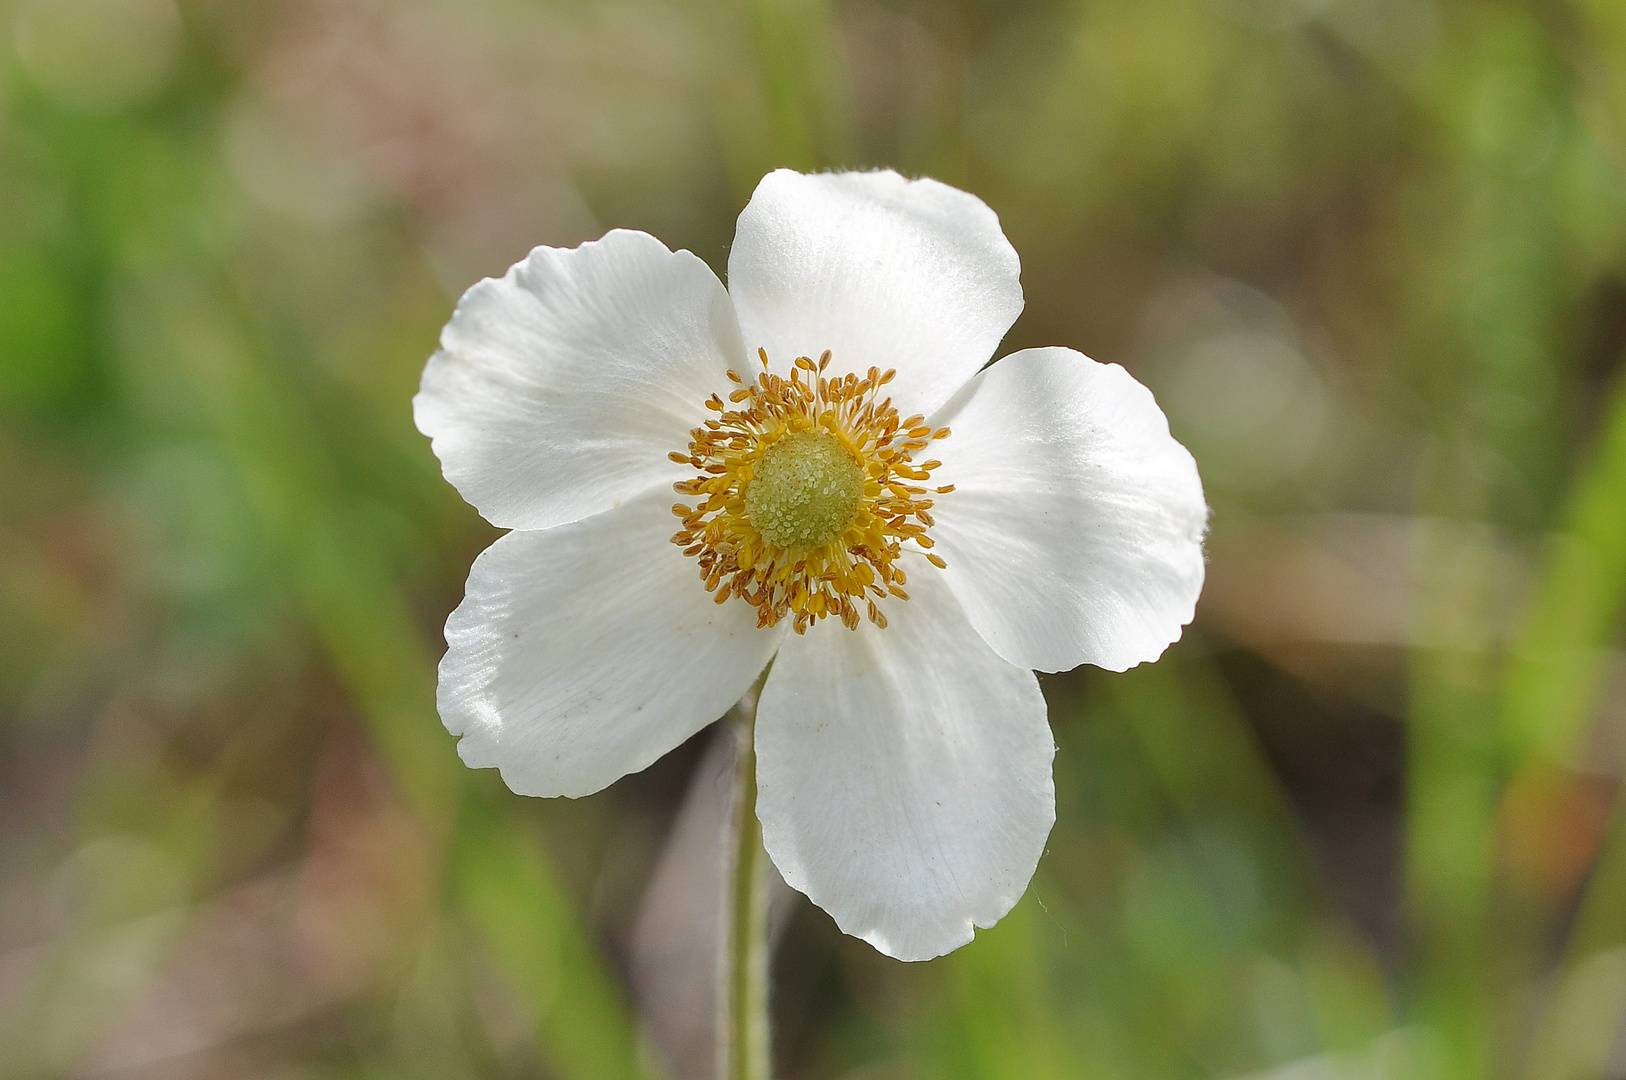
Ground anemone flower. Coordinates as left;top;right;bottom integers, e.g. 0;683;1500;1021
416;169;1206;961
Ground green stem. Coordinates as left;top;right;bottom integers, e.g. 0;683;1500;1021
1405;513;1499;1080
725;691;771;1080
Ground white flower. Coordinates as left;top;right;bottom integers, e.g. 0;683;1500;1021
415;169;1207;961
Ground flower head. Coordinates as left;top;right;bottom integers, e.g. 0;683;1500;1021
415;169;1207;961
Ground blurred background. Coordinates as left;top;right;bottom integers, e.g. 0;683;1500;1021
6;0;1626;1077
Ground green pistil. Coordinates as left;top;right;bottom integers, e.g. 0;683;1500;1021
744;430;864;550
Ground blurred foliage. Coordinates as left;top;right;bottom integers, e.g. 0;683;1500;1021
7;0;1626;1078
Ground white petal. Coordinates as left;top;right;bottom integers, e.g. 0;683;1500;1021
415;229;748;531
930;347;1208;674
439;493;782;798
727;169;1023;418
754;567;1054;961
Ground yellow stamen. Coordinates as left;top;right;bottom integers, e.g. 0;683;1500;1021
671;349;950;633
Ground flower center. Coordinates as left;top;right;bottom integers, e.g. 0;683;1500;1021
670;349;952;634
744;430;864;549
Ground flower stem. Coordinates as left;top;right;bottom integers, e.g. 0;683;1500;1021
724;690;771;1080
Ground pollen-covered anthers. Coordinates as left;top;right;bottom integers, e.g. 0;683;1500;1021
669;348;953;634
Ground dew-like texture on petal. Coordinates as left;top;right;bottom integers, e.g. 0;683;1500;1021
415;229;748;531
929;347;1208;674
727;169;1023;419
755;567;1055;961
438;494;781;798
